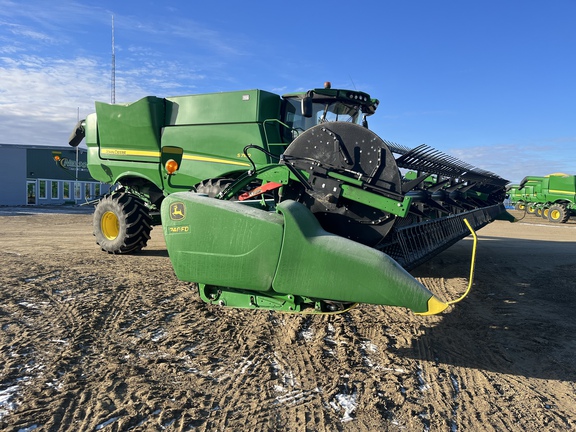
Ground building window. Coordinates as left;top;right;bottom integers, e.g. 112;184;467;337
63;182;71;199
51;181;60;199
75;182;82;199
27;181;36;205
39;180;47;199
85;183;92;200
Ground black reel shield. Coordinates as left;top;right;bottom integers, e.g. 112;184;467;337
281;122;403;246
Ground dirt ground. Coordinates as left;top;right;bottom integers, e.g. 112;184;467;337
0;206;574;432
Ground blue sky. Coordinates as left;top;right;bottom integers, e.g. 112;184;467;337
0;0;574;183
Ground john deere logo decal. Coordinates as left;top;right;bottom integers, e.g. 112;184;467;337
170;202;186;221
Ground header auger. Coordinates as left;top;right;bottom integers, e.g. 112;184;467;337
70;82;512;315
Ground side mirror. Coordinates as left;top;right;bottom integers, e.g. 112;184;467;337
69;120;86;147
301;91;313;118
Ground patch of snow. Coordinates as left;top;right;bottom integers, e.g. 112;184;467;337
238;357;253;375
0;385;20;420
151;329;167;342
17;425;40;432
271;353;298;387
330;392;358;422
46;379;63;391
300;328;314;342
17;301;37;308
95;416;121;430
361;340;377;353
450;373;460;396
416;365;430;392
381;367;406;373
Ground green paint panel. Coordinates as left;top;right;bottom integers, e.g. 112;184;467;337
199;285;301;312
272;200;436;312
162;192;284;292
166;90;281;125
95;96;165;160
162;193;441;313
85;147;162;188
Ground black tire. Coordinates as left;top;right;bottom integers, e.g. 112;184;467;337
541;207;550;219
514;202;525;211
93;190;152;253
526;203;537;214
547;204;570;223
193;177;272;200
194;178;236;198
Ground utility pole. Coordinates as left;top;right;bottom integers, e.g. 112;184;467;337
111;15;116;104
76;107;79;182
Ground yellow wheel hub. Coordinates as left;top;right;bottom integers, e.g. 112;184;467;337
550;210;560;220
101;211;120;240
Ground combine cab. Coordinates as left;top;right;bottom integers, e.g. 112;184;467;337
70;83;512;315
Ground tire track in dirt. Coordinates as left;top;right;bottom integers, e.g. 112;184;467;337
197;323;274;429
52;271;133;431
77;266;202;431
395;230;576;432
0;257;91;426
268;314;333;430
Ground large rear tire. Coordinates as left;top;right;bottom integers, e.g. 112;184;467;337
547;204;570;223
93;190;152;253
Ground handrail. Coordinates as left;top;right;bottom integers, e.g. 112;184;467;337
262;118;298;148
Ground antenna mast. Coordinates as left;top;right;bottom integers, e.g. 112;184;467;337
111;15;116;104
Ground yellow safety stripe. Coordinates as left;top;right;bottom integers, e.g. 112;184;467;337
101;148;161;157
100;148;251;167
548;190;573;195
182;154;251;167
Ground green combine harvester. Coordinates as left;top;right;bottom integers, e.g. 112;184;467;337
69;83;511;315
507;174;575;222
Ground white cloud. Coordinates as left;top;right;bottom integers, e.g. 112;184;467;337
5;22;56;44
0;47;211;146
447;142;576;183
0;55;120;145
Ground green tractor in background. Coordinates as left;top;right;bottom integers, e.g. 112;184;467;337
69;83;512;315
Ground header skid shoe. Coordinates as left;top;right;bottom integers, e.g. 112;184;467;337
161;192;447;315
